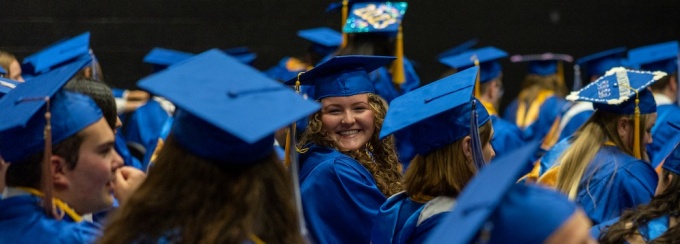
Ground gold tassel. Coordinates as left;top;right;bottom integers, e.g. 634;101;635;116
633;95;641;159
390;24;405;86
41;98;60;219
474;59;481;98
341;0;349;48
284;73;304;167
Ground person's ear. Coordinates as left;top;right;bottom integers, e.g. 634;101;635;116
462;136;472;160
617;117;631;139
51;155;70;189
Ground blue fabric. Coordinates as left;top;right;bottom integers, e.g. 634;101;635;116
264;57;307;82
299;144;386;244
371;192;424;244
576;146;657;225
558;110;593;141
590;217;619;239
141;116;174;170
122;99;169;158
114;132;143;170
539;137;572;176
489;115;524;157
504;96;569;142
648;104;680;168
0;195;101;243
639;215;670;241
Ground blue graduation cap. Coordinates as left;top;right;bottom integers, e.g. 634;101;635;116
22;32;92;75
380;66;490;157
576;47;628;78
283;55;395;100
297;27;342;56
222;46;257;65
0;78;21;99
511;52;573;76
628;41;679;74
137;49;320;164
343;2;407;34
437;38;478;60
426;141;578;244
439;46;508;83
0;57;102;163
143;47;195;72
662;126;680;175
654;121;680;169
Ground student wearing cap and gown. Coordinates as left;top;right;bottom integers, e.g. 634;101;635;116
370;66;496;244
0;76;20;198
0;50;24;82
426;142;596;244
335;1;420;103
538;67;665;225
440;46;523;158
628;41;680;169
99;50;319;243
0;58;143;243
265;27;342;83
285;55;403;244
503;53;572;148
592;140;680;242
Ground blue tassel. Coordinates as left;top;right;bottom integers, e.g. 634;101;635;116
470;100;486;170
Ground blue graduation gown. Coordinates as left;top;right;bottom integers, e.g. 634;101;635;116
263;57;308;82
648;104;680;168
299;144;387;244
371;58;420;103
371;193;454;244
114;133;143;170
120;99;169;156
558;102;593;141
590;215;669;242
576;146;657;225
538;137;572;177
503;96;569;143
0;195;101;243
489;115;524;158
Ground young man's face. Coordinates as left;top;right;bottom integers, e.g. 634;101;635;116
61;118;123;214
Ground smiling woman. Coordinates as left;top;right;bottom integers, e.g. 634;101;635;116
288;55;402;244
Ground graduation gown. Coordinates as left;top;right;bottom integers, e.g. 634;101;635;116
370;58;420;103
0;195;100;243
558;101;593;141
263;57;309;82
647;95;680;168
299;144;386;244
503;94;569;143
371;192;455;244
575;146;657;225
489;115;524;158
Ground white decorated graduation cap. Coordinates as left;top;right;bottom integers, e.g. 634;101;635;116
222;46;257;64
437;38;478;60
22;32;92;75
297;27;342;56
511;52;573;76
0;78;21;99
576;47;628;78
439;46;507;83
628;41;679;74
380;66;490;157
283;55;395;100
0;57;102;163
426;141;578;244
137;49;320;164
343;2;407;34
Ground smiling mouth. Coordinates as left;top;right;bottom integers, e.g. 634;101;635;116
338;130;360;136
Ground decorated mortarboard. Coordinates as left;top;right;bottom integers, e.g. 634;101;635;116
0;78;21;99
343;2;407;34
439;46;508;84
511;52;573;76
137;49;320;164
297;27;342;56
628;41;679;74
0;57;101;163
426;141;578;244
283;55;395;100
22;32;92;75
222;46;257;65
436;38;479;60
380;66;491;168
567;67;666;159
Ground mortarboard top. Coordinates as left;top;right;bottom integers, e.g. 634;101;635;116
439;46;508;83
426;141;577;244
283;55;395;100
576;47;628;78
297;27;343;56
380;66;490;156
627;41;679;74
0;57;102;163
511;53;573;76
222;46;257;64
343;2;408;34
137;49;320;164
143;47;195;72
22;32;92;75
0;78;21;99
566;67;665;115
326;0;375;12
436;38;479;60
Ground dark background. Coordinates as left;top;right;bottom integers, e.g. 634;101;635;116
1;0;679;112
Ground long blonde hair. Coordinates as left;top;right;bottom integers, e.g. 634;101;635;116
298;93;402;197
555;110;651;199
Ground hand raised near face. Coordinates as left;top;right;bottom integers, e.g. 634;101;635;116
113;166;147;205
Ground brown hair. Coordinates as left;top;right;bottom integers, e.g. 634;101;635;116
403;121;493;202
519;74;568;103
298;93;402;197
599;170;680;243
556;110;652;199
64;78;117;130
99;136;303;244
0;51;17;78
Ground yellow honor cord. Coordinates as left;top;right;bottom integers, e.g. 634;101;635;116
473;59;481;98
556;61;565;88
541;115;562;150
479;100;497;116
341;0;349;48
390;24;405;86
16;187;83;222
249;233;266;244
515;90;554;128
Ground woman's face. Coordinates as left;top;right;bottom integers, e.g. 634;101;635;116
9;60;24;82
482;127;496;163
320;94;375;151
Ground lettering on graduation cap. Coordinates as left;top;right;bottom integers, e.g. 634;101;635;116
597;79;611;99
352;4;401;30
